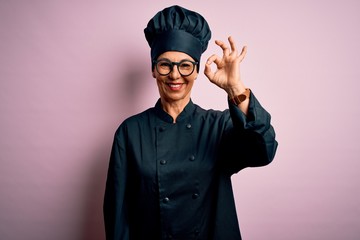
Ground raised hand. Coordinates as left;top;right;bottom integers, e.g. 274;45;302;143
204;36;247;98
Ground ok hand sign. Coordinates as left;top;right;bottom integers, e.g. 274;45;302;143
204;36;248;97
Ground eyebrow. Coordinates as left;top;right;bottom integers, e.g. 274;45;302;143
157;58;193;62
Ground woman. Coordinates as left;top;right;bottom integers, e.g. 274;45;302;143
104;5;278;240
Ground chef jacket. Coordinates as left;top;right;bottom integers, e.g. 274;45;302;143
104;91;278;240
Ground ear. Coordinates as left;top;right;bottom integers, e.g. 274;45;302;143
152;71;156;78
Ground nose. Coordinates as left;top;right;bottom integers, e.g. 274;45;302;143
169;64;181;79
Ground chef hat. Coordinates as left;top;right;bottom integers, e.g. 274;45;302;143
144;5;211;70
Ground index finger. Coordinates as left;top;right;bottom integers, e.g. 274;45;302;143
215;40;230;56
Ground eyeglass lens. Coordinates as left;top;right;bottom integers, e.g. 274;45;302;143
156;60;196;76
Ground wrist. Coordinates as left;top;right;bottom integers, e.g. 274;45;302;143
225;84;247;99
229;88;251;105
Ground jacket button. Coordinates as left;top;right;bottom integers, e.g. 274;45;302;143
159;127;165;132
160;160;167;165
186;123;192;129
189;155;195;161
163;197;170;203
192;193;199;199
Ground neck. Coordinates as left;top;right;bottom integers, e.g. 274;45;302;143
161;98;190;123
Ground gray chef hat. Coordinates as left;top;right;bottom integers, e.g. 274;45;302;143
144;5;211;71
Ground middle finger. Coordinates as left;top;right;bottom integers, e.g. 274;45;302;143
228;36;238;56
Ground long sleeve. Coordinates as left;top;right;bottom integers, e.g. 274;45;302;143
103;126;129;240
220;91;278;174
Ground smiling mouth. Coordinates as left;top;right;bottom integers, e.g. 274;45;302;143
167;83;184;90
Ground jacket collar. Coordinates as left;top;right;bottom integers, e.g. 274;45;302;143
154;99;196;123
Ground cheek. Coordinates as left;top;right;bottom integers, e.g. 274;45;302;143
188;73;198;83
156;78;166;92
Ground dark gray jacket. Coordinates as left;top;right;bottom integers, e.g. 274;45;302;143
104;92;278;240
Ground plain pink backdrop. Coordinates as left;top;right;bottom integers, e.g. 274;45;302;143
1;1;359;239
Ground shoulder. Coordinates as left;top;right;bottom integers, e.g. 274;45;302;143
115;107;155;134
193;103;230;123
125;107;154;123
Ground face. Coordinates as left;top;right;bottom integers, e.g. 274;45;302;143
152;51;198;104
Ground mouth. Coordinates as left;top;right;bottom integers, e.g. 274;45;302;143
166;82;184;91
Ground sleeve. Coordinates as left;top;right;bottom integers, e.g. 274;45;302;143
103;125;130;240
220;90;278;175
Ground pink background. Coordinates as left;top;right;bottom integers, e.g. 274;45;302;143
1;1;359;239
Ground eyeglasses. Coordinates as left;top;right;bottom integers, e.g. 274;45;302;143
154;59;198;77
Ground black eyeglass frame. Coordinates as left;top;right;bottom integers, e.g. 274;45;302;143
153;59;199;77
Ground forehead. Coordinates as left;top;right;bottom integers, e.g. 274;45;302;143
157;51;194;61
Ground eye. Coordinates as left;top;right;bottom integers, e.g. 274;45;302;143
179;61;192;69
158;61;172;69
